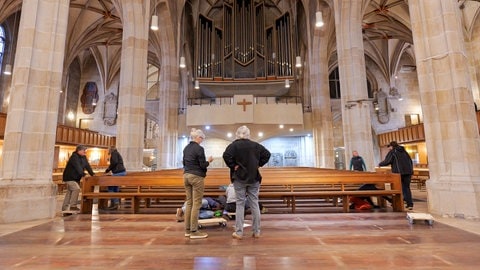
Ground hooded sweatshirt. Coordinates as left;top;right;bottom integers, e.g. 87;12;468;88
378;145;413;175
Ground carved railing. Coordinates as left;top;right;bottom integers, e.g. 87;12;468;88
378;124;425;146
379;111;480;146
0;113;115;148
55;125;115;148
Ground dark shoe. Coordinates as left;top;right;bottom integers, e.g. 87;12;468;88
108;204;119;210
69;206;80;211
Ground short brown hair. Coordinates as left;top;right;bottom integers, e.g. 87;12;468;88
387;141;398;148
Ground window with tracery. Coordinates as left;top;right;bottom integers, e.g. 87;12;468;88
0;25;6;74
329;67;374;99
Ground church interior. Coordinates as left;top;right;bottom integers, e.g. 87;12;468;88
1;0;480;268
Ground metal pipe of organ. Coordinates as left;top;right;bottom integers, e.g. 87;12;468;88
194;1;294;80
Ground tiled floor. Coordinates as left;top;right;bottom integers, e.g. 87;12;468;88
0;189;479;269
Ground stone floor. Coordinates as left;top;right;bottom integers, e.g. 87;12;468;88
0;189;479;269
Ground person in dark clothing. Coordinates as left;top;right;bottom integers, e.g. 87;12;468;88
105;146;126;210
183;128;213;239
223;125;271;239
349;183;393;210
379;141;414;210
348;151;382;208
349;150;366;171
62;145;95;212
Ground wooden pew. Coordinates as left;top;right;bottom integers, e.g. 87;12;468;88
411;169;429;190
81;167;403;214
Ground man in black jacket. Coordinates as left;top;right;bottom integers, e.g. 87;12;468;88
379;141;414;210
183;128;213;239
223;125;271;239
62;145;95;212
105;146;126;209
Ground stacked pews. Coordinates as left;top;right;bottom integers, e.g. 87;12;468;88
80;167;404;214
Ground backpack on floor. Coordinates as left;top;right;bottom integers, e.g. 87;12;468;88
349;196;372;210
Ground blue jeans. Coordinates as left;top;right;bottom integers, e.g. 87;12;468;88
108;171;126;205
183;173;205;232
233;181;261;236
182;199;214;219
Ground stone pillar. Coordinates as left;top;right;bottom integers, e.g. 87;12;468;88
409;0;480;218
155;3;179;169
465;32;480;105
333;0;375;171
0;0;70;223
116;0;150;171
309;8;334;168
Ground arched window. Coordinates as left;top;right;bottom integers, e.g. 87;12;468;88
0;25;6;74
329;67;341;99
329;67;374;99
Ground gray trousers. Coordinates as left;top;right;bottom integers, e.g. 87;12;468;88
62;181;80;211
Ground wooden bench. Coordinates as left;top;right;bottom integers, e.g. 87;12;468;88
81;167;403;214
377;166;429;191
411;169;429;190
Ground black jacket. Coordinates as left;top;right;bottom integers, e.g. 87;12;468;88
350;156;366;171
183;141;210;177
63;152;95;182
378;145;413;175
105;149;126;174
222;139;271;184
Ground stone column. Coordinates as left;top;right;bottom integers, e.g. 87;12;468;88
0;0;70;223
333;0;375;171
155;3;179;169
409;0;480;218
116;0;150;171
309;8;334;168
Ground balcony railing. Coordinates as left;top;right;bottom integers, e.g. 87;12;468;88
0;113;115;148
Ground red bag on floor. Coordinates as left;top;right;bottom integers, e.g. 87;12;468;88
349;197;372;210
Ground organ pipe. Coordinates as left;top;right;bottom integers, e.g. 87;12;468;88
195;1;293;80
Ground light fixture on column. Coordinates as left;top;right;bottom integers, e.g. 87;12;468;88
179;56;186;68
315;11;324;28
3;64;12;75
295;56;302;68
179;14;186;68
150;1;159;31
151;15;159;31
194;80;200;89
67;111;75;121
285;79;290;88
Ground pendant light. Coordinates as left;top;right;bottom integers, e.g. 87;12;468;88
179;56;186;68
315;11;324;28
150;1;159;31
